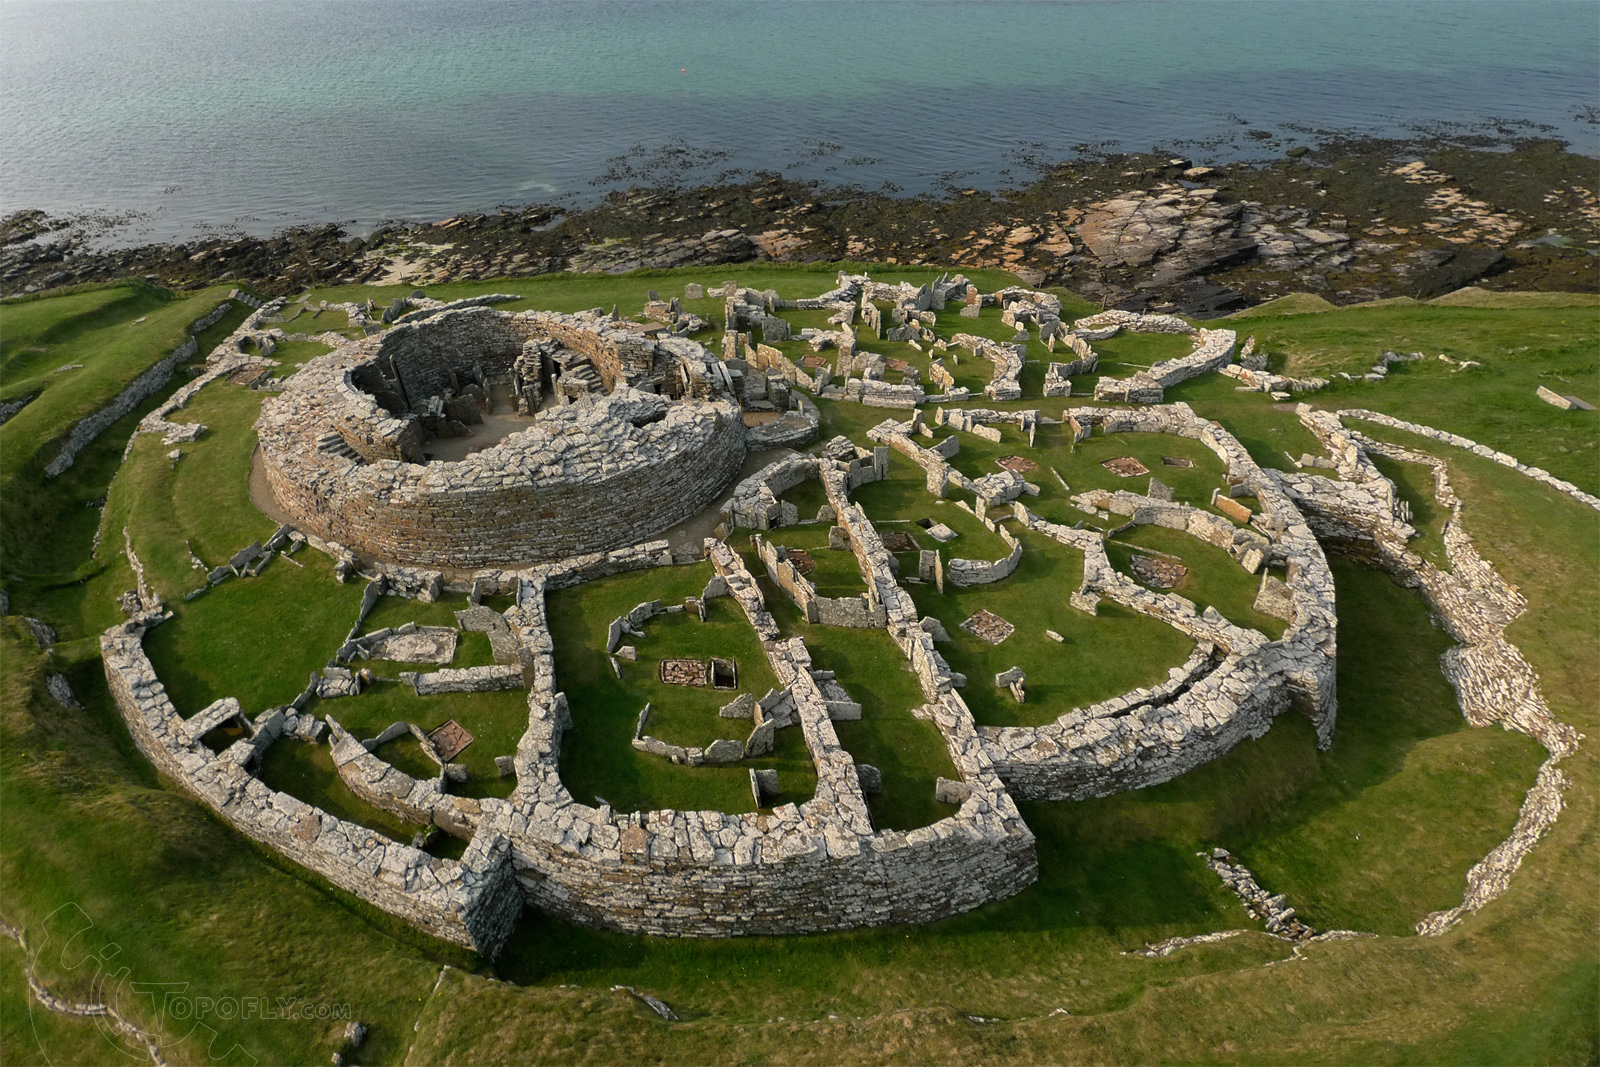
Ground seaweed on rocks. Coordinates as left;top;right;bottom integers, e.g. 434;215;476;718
4;137;1595;312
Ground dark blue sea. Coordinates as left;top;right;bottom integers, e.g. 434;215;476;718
2;0;1595;243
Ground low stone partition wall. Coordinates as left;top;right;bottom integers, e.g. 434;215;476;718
1092;373;1166;404
935;406;1039;446
958;405;1337;801
1043;336;1099;396
1147;328;1237;387
868;419;972;498
1220;364;1328;396
946;524;1023;586
750;341;823;393
842;379;926;408
746;395;822;449
413;664;524;695
391;292;520;326
756;535;887;628
484;537;1036;938
99;624;520;956
727;440;887;531
996;286;1064;320
324;718;494;835
727;455;824;530
707;540;781;640
949;333;1024;401
819;469;922;634
259;312;748;568
1091;327;1236;404
1071;310;1193;334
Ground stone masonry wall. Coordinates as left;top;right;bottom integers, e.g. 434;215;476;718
258;310;748;569
45;293;248;477
488;537;1036;937
99;625;520;956
974;404;1338;801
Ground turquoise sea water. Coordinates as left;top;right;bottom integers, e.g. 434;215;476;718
1;0;1595;242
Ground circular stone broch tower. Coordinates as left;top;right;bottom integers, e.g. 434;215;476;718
257;306;749;569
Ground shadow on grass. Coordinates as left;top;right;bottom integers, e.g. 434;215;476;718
493;553;1546;1002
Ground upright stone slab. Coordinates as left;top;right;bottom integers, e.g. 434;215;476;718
744;718;776;757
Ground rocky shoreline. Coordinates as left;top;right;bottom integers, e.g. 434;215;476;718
4;136;1595;314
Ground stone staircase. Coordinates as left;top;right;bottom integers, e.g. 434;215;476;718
316;430;361;461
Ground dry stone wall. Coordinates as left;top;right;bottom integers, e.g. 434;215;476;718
99;624;520;956
257;310;748;569
947;524;1023;586
1336;408;1600;511
949;333;1025;401
481;536;1036;937
45;293;257;477
1265;410;1584;935
1092;324;1237;404
756;534;886;628
969;405;1337;801
111;275;1589;950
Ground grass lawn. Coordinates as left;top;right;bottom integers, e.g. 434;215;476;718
0;284;245;581
906;526;1196;728
272;303;356;338
1086;329;1199;378
144;551;364;718
750;525;867;600
1107;523;1288;639
316;681;523;800
746;561;959;832
547;564;817;815
1216;302;1600;492
267;338;334;374
775;476;831;520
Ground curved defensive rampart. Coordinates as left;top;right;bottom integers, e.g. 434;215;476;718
256;309;747;569
960;404;1338;801
99;625;520;956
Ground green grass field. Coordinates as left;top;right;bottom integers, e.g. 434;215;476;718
547;564;817;816
0;266;1594;1065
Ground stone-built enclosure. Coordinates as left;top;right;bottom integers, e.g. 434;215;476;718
96;271;1586;959
258;308;749;569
